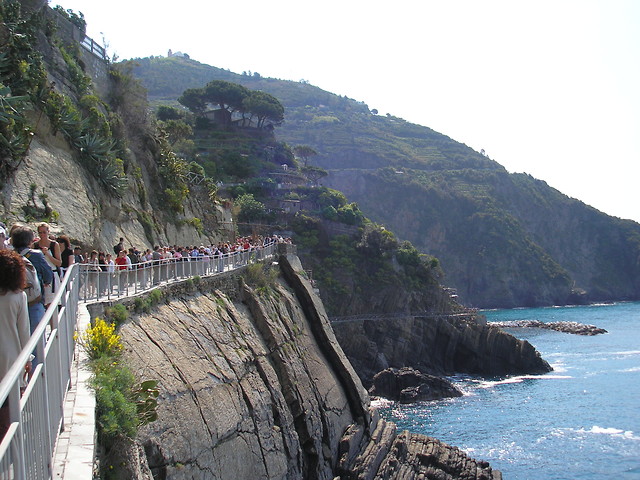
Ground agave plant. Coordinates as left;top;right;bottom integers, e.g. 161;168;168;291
0;85;29;123
94;159;128;197
74;132;116;165
58;101;88;140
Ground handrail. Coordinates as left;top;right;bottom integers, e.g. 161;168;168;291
0;241;280;479
0;262;80;479
79;243;277;302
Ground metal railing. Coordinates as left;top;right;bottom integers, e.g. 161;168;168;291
0;263;80;480
79;243;277;302
0;242;279;479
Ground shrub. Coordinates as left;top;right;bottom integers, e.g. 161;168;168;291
104;304;128;326
92;357;137;443
82;317;122;360
243;263;279;296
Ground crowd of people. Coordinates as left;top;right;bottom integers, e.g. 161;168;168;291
79;234;292;296
0;220;292;439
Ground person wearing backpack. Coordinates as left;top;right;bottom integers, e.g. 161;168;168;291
4;225;51;370
10;226;53;334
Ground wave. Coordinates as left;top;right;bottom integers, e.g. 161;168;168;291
552;426;640;441
550;362;568;373
370;397;395;409
475;374;571;389
619;366;640;372
578;426;640;441
545;350;640;359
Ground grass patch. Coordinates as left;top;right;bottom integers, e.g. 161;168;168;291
242;263;279;296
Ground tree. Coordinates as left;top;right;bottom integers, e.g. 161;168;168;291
301;165;328;185
293;145;318;166
204;80;249;114
242;91;284;128
235;193;266;223
178;88;206;116
159;119;192;146
156;105;183;121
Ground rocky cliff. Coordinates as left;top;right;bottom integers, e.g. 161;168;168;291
104;254;502;479
332;313;551;388
324;168;640;308
1;2;231;252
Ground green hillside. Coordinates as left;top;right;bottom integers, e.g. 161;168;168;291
130;56;640;308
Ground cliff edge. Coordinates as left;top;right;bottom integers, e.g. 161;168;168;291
110;254;501;479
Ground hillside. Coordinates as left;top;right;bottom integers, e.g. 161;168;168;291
131;56;640;308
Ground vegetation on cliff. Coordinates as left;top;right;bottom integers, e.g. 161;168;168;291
131;55;640;308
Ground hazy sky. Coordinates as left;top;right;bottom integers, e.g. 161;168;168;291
54;0;640;222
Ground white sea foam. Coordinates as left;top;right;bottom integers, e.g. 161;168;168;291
370;397;394;409
619;366;640;373
550;362;568;373
578;426;640;441
613;350;640;356
476;374;571;388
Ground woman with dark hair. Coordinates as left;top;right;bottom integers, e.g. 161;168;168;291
0;250;31;439
57;234;75;277
33;223;61;307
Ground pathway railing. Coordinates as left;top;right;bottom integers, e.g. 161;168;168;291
0;242;279;479
0;263;80;480
79;244;276;302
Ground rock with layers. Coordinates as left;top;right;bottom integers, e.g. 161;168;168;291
370;367;462;403
333;313;552;387
337;412;501;480
110;257;501;479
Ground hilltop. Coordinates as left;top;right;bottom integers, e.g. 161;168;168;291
130;55;640;308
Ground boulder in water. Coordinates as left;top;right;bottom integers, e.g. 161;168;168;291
370;367;462;402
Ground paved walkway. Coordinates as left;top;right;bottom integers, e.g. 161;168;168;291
52;304;95;479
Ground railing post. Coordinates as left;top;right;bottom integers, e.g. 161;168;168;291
8;384;26;479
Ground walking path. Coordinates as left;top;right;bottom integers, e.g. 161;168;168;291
52;304;94;479
50;243;282;478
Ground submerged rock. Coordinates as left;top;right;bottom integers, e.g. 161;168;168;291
370;367;463;403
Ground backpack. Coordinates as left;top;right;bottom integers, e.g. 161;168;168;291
23;256;43;305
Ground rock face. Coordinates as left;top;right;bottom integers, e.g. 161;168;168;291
113;255;501;479
337;414;501;480
332;313;552;388
369;367;463;403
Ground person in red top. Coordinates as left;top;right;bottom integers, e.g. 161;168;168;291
114;250;129;270
114;250;129;292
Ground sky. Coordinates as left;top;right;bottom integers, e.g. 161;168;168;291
53;0;640;223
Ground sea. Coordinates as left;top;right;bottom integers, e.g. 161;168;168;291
376;302;640;479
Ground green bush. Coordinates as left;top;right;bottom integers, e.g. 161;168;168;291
104;304;129;326
243;263;279;296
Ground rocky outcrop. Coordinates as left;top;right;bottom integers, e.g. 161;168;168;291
369;367;462;403
337;413;501;480
112;256;501;479
333;313;552;388
489;320;607;335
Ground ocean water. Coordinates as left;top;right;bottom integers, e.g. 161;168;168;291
377;302;640;479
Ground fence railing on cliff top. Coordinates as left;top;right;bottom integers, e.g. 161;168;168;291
79;243;278;303
0;242;281;479
0;262;79;480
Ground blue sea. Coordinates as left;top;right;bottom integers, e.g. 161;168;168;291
377;302;640;479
